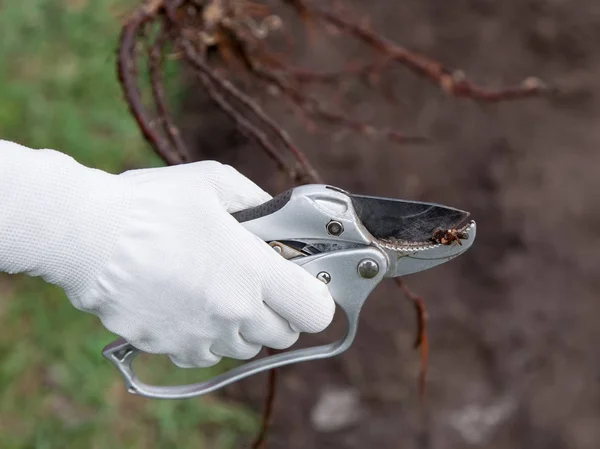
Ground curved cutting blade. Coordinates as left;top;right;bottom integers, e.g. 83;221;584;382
350;194;470;242
381;220;476;277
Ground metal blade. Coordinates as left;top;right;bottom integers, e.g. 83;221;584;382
383;220;476;278
350;194;470;242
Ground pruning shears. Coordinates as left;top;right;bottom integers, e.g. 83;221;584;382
102;184;476;399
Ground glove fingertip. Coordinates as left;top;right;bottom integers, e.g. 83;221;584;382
169;356;195;369
169;354;222;369
266;263;336;334
304;279;336;333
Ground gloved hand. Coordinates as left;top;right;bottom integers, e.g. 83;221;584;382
0;140;335;367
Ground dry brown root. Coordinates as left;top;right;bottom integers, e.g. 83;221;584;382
118;0;553;169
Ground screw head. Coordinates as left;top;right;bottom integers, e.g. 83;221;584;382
357;259;379;279
317;271;332;284
326;220;344;236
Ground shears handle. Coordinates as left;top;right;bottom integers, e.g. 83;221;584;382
103;185;387;399
102;246;386;399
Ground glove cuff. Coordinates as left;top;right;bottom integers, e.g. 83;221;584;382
0;140;133;306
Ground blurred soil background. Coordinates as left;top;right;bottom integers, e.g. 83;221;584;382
1;1;600;449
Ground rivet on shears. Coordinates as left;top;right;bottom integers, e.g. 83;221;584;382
326;220;344;236
316;272;332;284
357;259;379;279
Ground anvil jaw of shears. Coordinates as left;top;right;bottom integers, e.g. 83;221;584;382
102;184;476;399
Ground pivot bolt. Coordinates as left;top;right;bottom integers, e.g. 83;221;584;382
317;271;331;284
270;243;283;254
326;220;344;236
358;259;379;279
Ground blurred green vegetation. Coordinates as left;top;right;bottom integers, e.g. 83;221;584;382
0;1;258;448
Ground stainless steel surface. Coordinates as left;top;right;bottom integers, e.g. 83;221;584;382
357;258;379;279
317;271;332;284
349;192;470;242
268;240;306;260
238;185;373;247
326;220;344;236
380;220;476;278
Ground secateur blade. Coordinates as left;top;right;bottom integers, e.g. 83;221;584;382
350;193;471;242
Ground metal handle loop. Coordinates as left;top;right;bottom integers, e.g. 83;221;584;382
102;247;387;399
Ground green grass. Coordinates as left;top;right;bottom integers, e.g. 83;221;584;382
0;1;258;447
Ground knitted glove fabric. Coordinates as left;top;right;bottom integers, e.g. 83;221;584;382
0;140;335;367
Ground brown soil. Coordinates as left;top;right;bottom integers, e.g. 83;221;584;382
180;1;600;448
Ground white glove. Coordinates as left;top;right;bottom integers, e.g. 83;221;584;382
0;140;335;367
